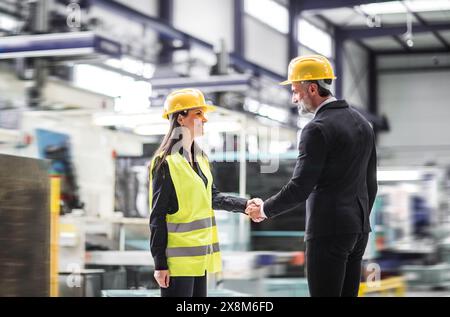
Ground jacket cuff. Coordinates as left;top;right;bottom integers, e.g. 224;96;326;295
263;199;272;218
236;197;248;213
153;255;168;270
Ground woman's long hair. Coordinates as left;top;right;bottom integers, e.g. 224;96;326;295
151;110;205;173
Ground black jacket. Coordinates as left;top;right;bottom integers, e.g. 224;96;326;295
264;100;378;241
149;151;247;270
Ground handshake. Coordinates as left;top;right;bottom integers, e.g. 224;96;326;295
245;198;267;223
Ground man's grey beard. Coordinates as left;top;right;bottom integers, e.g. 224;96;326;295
297;102;311;115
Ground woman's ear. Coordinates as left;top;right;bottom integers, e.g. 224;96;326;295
177;115;184;126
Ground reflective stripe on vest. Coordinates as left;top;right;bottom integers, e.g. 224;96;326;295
167;243;220;257
167;217;216;233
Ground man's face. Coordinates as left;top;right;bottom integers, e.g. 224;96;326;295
291;82;313;114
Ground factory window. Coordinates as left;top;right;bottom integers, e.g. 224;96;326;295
244;0;289;34
298;19;332;58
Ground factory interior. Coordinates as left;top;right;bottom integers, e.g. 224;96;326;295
1;0;450;297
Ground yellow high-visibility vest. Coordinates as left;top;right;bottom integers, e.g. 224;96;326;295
149;152;222;276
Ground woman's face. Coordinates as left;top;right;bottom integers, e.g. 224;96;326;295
177;108;208;138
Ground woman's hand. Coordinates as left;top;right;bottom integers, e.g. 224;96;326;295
246;198;266;222
246;198;263;208
154;270;170;288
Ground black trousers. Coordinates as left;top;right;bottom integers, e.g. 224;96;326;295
306;233;369;297
160;273;207;297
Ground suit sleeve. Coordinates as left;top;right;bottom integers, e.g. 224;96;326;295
263;123;327;218
212;183;247;213
366;137;378;213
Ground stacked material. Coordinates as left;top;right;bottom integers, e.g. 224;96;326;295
0;154;50;296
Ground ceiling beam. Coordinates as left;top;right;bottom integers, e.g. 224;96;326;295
378;65;450;73
413;16;450;49
317;13;373;53
157;0;174;64
297;0;393;11
354;39;373;52
314;13;333;26
288;0;300;60
0;6;22;19
233;0;245;57
340;22;450;39
334;29;344;99
375;47;450;55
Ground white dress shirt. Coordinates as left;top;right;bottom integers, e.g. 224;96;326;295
314;96;337;117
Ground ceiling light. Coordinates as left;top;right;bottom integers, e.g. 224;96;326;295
134;124;169;136
406;38;414;47
0;14;18;31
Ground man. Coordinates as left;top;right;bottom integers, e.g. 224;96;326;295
246;55;378;297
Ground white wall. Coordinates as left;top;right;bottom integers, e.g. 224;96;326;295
378;68;450;166
342;41;369;109
244;17;288;75
173;0;234;52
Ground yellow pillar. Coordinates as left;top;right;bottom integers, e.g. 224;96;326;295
358;283;366;297
50;175;61;297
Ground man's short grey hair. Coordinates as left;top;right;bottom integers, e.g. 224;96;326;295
300;79;333;97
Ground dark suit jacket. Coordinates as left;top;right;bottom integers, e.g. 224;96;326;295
264;100;378;241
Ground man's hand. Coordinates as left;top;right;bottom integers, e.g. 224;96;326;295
245;198;266;223
154;270;170;288
246;198;263;208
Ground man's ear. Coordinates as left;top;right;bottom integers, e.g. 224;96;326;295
309;83;317;95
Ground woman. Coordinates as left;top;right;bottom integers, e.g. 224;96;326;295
148;88;259;297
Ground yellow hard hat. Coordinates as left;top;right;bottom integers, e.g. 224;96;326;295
162;88;217;119
280;55;336;85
